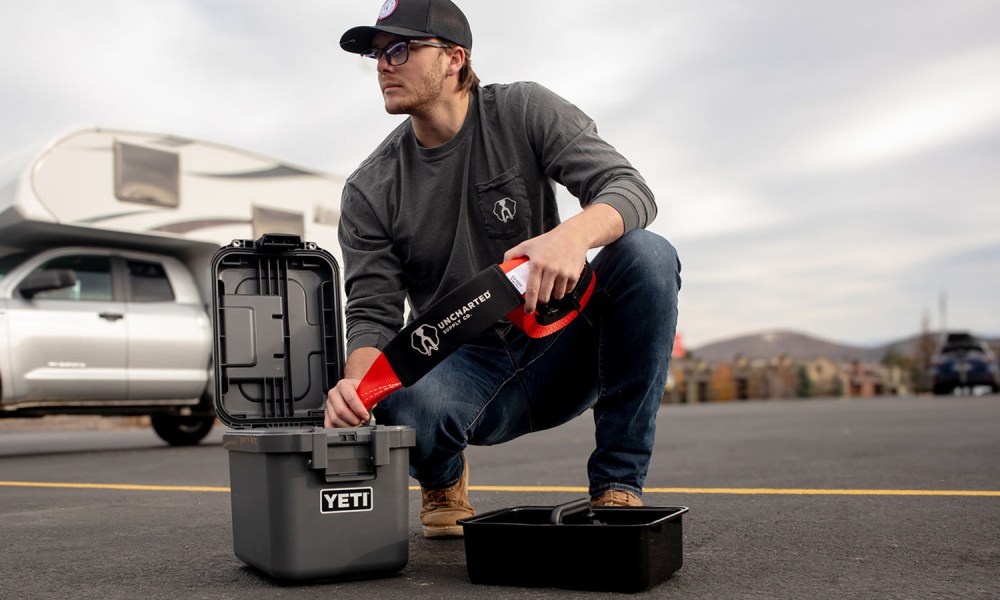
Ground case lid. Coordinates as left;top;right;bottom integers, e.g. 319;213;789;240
223;425;416;454
211;234;345;428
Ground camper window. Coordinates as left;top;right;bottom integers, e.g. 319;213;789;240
114;140;180;208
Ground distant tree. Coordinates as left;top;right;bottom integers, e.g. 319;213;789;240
910;311;937;393
796;365;813;398
881;345;912;369
831;374;845;397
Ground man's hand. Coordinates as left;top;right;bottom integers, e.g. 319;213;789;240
324;378;370;428
504;203;624;314
504;228;588;314
324;346;381;428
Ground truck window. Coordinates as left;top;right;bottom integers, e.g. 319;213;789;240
32;255;113;301
127;259;175;302
0;252;32;280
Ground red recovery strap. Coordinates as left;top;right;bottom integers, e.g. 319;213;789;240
355;352;403;410
502;258;596;339
355;258;596;409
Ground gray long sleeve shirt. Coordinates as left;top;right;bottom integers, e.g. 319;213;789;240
338;81;656;355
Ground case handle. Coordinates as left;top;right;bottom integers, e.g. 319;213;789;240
549;498;595;525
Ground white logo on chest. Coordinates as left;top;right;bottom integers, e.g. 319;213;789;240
493;198;516;223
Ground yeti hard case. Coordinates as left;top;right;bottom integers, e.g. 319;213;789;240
212;234;415;581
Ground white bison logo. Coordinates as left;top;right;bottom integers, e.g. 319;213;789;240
411;324;440;357
493;198;516;223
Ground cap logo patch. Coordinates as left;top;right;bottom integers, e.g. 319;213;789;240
378;0;398;20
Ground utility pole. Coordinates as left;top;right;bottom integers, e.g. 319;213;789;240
939;290;947;342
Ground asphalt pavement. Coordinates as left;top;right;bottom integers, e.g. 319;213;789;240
2;394;999;599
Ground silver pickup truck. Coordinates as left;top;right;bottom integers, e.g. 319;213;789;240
0;245;216;445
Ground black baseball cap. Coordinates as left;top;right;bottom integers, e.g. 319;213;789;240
340;0;472;54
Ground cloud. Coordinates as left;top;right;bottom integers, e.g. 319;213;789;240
790;46;1000;172
2;0;999;348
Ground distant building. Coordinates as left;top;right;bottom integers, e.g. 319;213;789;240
663;353;912;403
801;357;841;397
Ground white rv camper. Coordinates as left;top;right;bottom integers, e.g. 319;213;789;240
0;127;344;292
0;128;345;444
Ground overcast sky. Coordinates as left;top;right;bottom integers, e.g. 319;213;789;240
2;0;999;348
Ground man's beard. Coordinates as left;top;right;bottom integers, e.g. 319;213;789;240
382;63;447;116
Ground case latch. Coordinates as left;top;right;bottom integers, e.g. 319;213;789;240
310;428;388;483
254;233;304;252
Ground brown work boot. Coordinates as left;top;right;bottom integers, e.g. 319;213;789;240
420;456;475;538
590;489;643;507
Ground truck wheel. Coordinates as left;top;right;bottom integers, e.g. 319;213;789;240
151;414;215;446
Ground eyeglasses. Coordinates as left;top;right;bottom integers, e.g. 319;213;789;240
362;40;452;67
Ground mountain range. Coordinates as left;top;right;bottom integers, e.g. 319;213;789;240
688;329;1000;363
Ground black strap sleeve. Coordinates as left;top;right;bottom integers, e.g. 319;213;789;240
381;265;524;386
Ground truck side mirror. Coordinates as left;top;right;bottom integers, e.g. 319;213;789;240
18;269;78;299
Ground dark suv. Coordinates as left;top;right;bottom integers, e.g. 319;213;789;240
930;332;1000;395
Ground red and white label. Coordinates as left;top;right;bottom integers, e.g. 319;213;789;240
504;261;531;295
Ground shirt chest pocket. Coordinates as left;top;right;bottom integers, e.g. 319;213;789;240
475;166;531;240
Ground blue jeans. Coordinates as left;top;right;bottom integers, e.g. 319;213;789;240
374;229;681;497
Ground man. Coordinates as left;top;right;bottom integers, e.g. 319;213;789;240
327;0;681;539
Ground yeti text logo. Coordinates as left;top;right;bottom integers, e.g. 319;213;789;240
320;487;373;514
493;198;516;223
412;324;440;357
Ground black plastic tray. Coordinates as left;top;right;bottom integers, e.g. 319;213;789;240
459;498;688;593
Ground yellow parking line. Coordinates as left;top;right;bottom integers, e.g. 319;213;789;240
0;481;229;493
640;487;1000;497
2;481;997;497
462;486;1000;497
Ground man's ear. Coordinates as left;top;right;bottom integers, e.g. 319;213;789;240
446;46;466;76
